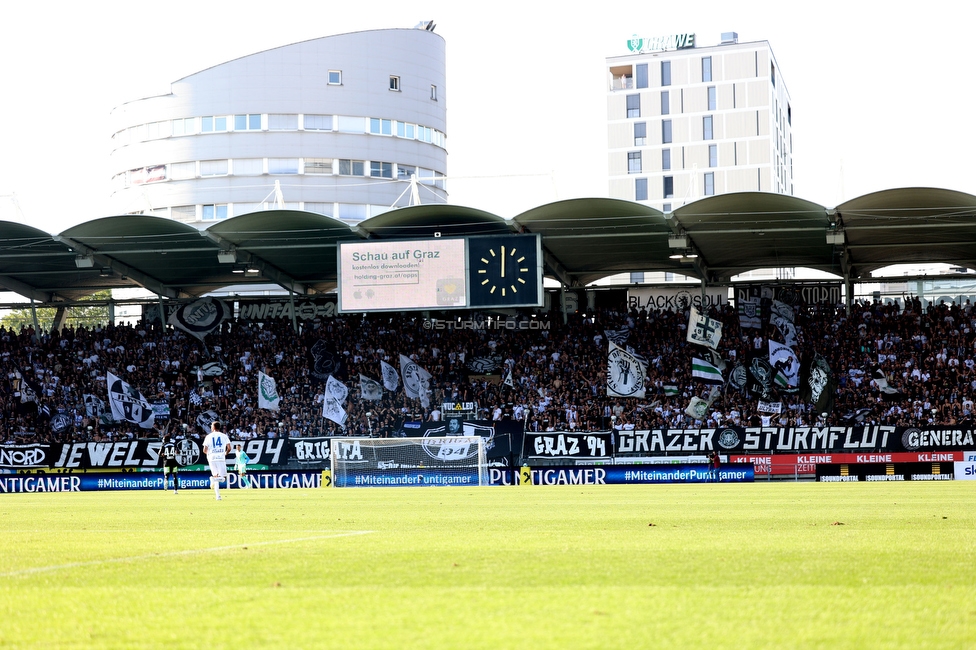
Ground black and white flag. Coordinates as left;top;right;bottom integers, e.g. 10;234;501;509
801;354;835;415
607;342;647;398
309;339;347;382
325;375;349;405
15;370;40;405
737;298;762;329
106;372;155;429
728;362;748;392
359;374;383;401
167;298;231;341
380;360;400;392
323;396;348;427
769;341;800;391
770;300;795;323
195;409;220;434
83;393;106;418
686;307;722;350
771;312;798;348
604;328;631;346
503;369;515;388
400;354;431;401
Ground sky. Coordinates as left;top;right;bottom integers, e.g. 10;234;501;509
1;0;973;235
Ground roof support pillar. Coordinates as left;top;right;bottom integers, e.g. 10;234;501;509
158;294;167;330
289;290;298;333
51;306;68;333
844;274;852;316
30;298;41;342
559;284;568;325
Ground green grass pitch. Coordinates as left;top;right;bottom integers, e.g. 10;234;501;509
1;482;974;649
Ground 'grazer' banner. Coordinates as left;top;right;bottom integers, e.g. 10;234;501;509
615;426;976;454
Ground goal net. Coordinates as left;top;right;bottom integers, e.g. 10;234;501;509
330;436;488;487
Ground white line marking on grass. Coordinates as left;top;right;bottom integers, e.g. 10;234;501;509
0;530;373;578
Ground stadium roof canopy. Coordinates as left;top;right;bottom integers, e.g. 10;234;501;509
1;187;975;304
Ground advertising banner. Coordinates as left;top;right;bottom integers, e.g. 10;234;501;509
0;470;322;493
816;463;954;482
517;463;754;485
730;451;962;476
953;462;976;480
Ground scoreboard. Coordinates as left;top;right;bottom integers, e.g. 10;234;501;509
337;234;543;312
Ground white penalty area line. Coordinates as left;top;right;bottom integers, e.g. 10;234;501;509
0;530;373;578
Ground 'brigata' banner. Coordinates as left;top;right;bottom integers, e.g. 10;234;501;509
615;426;976;454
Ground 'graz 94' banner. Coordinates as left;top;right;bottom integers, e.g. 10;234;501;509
615;426;976;455
525;431;614;459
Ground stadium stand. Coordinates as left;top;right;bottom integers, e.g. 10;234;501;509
2;293;973;445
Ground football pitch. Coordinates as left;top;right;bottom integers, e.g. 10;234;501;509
1;482;974;649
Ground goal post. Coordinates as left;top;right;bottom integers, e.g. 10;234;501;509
330;436;489;488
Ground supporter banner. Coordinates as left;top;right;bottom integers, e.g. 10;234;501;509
614;426;976;454
525;431;613;459
627;287;728;312
0;438;288;470
149;298;339;324
238;298;337;321
292;437;334;463
0;470;322;493
396;420;521;461
733;283;842;306
167;297;231;340
517;463;754;485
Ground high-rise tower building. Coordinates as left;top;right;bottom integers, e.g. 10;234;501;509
607;32;792;212
109;25;447;226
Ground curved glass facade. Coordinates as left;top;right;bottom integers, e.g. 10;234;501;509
109;28;447;225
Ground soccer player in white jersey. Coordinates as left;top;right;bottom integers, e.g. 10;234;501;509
202;421;230;500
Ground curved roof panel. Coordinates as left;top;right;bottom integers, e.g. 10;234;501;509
0;187;973;305
514;198;680;285
357;204;514;239
672;192;838;279
207;210;360;294
835;188;976;276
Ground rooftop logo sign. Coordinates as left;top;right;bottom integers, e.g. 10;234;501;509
627;33;696;53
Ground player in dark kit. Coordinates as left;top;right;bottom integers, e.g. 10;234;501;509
161;436;180;493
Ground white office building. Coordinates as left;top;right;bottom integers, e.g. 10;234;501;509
108;25;447;225
607;32;792;212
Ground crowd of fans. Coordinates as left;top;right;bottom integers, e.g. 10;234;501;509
2;293;974;445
